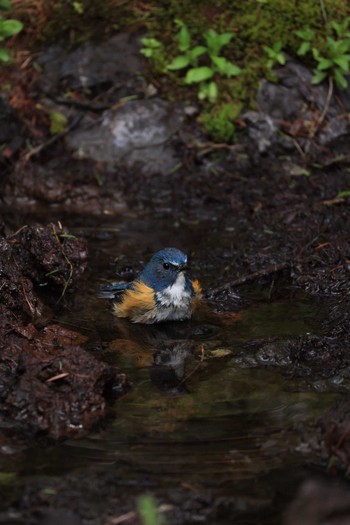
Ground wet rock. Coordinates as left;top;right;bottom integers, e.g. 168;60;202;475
284;479;350;525
67;99;185;175
38;33;145;99
241;111;295;160
257;60;316;120
255;341;293;367
254;59;350;160
232;340;293;368
242;111;279;154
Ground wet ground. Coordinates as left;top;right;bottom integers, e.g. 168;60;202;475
1;189;350;524
2;34;350;525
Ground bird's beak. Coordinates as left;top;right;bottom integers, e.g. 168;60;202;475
177;263;188;272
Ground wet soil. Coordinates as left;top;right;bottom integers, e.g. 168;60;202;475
0;223;129;445
1;41;350;525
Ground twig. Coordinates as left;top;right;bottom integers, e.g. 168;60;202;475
319;0;327;24
22;115;82;163
46;372;70;383
315;76;334;134
207;261;291;296
50;223;74;303
21;282;36;315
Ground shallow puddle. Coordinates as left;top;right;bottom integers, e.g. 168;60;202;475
0;218;339;523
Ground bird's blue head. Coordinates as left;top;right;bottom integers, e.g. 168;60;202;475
138;248;191;292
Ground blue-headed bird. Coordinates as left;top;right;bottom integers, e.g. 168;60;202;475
98;247;202;324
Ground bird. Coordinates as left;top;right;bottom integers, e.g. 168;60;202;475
98;247;202;324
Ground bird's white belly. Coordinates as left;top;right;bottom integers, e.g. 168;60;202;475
155;272;193;321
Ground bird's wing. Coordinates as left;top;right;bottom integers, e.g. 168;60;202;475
97;281;131;299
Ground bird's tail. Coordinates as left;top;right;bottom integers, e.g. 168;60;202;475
97;282;131;299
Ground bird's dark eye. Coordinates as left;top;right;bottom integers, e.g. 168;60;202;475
163;262;170;270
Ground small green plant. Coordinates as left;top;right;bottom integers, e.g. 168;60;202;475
312;38;350;88
0;0;23;63
137;494;162;525
337;190;350;198
72;2;84;15
296;19;350;89
140;37;164;58
295;28;315;56
167;20;241;102
140;37;167;72
263;42;286;69
143;19;241;103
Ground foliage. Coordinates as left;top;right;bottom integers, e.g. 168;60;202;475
263;42;286;69
140;37;166;72
0;0;23;63
296;17;350;89
165;20;241;103
137;495;163;525
48;109;68;134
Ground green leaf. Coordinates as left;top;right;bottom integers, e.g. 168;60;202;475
73;1;84;14
207;81;218;102
272;41;283;52
312;47;321;61
211;56;227;74
0;46;10;62
218;32;234;47
0;0;12;13
276;53;286;65
167;55;190;70
334;68;348;89
1;19;23;37
334;55;350;72
48;110;68;134
205;28;221;56
211;56;241;77
311;69;328;84
137;495;161;525
188;45;207;62
140;48;153;58
317;58;333;70
176;22;191;52
295;28;315;41
337;190;350;198
297;42;311;56
198;84;208;100
185;66;213;84
140;37;162;49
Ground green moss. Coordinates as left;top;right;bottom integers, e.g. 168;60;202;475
200;102;242;142
39;0;138;45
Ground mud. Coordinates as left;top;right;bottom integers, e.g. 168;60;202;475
0;223;129;443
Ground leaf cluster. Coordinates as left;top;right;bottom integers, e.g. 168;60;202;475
167;20;241;102
0;0;23;63
141;19;241;103
296;18;350;89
